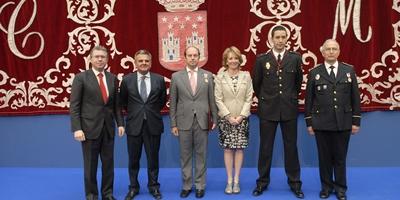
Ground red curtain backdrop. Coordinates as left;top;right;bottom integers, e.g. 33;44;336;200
0;0;399;115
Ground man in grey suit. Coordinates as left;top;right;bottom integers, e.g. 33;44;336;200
169;46;218;198
70;45;125;200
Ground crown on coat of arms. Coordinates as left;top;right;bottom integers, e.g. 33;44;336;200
157;0;205;12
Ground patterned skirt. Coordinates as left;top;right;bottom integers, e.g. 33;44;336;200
218;117;249;149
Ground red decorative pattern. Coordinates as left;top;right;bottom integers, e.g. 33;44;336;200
0;0;399;115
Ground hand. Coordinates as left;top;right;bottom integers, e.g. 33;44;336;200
171;127;179;136
351;125;360;135
307;126;315;136
74;130;86;141
234;116;244;124
228;116;238;125
118;126;125;137
211;123;216;130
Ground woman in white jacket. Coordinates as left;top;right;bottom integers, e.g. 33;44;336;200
214;46;254;194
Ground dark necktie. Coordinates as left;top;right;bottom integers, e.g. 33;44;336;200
140;75;147;102
329;66;336;80
277;54;282;63
97;73;108;103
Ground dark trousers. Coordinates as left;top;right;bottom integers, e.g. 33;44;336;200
81;125;115;199
256;119;302;190
315;130;350;193
127;120;161;191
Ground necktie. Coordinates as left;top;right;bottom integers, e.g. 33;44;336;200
277;54;282;63
140;75;147;102
97;73;108;104
329;66;336;80
189;70;196;95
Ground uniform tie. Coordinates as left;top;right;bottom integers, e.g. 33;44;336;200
277;54;282;63
329;66;336;80
97;73;108;104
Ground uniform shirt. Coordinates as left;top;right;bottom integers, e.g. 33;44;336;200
324;61;338;77
272;49;286;61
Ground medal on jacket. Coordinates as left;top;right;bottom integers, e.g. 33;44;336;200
204;73;209;83
315;74;320;80
346;73;351;82
265;62;270;70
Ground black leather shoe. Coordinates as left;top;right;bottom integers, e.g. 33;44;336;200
150;189;162;200
125;189;139;200
252;186;266;196
335;191;347;200
319;190;331;199
195;189;205;198
180;189;191;198
291;188;305;199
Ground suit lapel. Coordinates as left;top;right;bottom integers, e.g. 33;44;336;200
105;71;114;104
194;69;204;97
335;63;346;83
131;72;142;101
223;74;236;95
181;70;194;96
147;73;157;99
280;51;289;69
235;72;245;95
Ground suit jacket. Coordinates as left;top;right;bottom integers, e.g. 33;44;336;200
169;68;218;131
252;50;303;121
214;70;253;118
119;72;167;136
304;62;361;131
70;69;124;139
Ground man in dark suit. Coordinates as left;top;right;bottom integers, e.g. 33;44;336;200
70;45;125;200
169;46;218;198
120;50;167;200
252;25;304;198
304;39;361;200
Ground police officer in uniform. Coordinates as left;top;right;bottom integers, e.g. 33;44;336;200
304;39;361;200
252;25;304;198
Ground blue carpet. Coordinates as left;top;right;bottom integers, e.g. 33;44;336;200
0;168;399;199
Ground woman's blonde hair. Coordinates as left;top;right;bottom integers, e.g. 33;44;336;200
222;46;243;68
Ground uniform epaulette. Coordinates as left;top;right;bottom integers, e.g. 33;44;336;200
309;63;322;71
289;51;301;56
256;50;269;58
341;62;354;68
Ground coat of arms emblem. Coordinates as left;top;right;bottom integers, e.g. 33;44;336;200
157;0;208;71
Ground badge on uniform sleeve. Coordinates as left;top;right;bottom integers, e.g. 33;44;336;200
315;74;320;80
265;62;270;70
